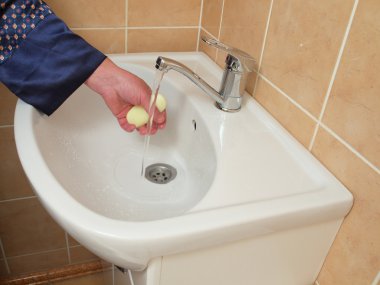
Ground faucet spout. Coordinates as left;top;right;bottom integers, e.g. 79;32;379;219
155;56;224;106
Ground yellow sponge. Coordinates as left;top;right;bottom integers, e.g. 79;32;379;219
126;106;149;128
126;94;166;127
155;93;167;112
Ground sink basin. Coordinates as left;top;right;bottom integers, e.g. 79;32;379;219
14;52;353;272
20;64;216;221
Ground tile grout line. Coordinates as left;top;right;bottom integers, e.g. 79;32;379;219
0;195;36;203
320;122;380;175
217;0;225;41
0;237;11;274
6;247;69;260
258;73;319;123
65;232;72;264
125;0;129;53
201;27;217;39
308;0;360;151
196;0;204;52
71;26;199;31
215;0;225;62
257;0;274;71
252;0;274;97
71;26;125;31
371;271;380;285
127;26;199;30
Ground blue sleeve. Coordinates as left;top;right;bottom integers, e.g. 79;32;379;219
0;1;106;115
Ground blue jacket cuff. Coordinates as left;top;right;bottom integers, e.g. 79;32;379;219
0;14;106;115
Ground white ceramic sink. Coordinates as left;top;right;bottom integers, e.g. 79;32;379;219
20;64;216;221
14;52;353;271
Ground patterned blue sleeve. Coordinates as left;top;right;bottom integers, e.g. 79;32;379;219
0;0;106;115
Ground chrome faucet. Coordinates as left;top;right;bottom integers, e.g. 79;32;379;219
155;36;255;112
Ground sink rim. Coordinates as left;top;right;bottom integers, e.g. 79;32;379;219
14;52;353;270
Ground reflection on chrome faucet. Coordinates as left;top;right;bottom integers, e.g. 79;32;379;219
155;36;256;112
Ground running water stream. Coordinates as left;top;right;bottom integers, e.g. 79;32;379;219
140;70;165;177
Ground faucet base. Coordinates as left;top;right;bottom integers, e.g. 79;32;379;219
215;102;241;113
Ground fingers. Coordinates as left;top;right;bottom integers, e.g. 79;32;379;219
118;117;136;132
119;114;162;135
137;108;166;135
137;121;160;135
153;109;166;124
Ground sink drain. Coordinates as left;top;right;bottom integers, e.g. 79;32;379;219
145;163;177;184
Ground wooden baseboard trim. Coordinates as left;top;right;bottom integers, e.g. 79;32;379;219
0;260;110;285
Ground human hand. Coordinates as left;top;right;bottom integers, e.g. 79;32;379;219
85;58;166;135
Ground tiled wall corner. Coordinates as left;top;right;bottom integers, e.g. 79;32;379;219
199;29;218;61
255;77;316;148
199;0;379;284
199;0;272;94
201;0;223;38
218;0;272;67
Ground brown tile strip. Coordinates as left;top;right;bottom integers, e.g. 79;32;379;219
0;260;109;285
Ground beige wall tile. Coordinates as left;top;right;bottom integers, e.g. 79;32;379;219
69;246;99;264
201;0;223;37
128;0;201;27
0;128;34;201
261;0;355;117
7;249;68;276
322;0;380;169
199;30;218;61
255;77;316;147
74;29;125;54
245;72;259;96
219;0;272;62
215;50;227;69
0;84;17;126
45;0;125;28
0;198;66;256
127;28;198;53
311;127;380;285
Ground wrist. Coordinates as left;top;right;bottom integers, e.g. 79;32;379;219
85;58;120;97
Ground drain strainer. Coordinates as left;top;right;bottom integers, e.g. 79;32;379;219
145;163;177;184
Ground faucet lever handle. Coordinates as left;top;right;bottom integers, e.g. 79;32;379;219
201;36;255;72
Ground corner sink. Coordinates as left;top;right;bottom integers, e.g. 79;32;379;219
14;53;353;275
